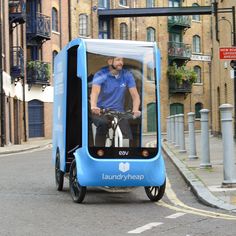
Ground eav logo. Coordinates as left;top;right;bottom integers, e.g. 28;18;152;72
119;162;130;173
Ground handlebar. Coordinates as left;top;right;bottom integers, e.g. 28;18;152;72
100;109;139;120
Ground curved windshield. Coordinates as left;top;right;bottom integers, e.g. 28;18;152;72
86;40;158;159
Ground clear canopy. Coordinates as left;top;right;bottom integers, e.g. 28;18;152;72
86;40;158;153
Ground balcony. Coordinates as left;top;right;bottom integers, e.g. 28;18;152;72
169;79;192;94
168;16;191;30
10;46;24;80
26;12;51;43
9;0;26;25
27;61;50;89
168;41;191;61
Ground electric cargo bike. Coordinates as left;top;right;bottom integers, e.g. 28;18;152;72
52;38;166;203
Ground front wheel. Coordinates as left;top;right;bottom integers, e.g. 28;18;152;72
145;180;166;202
55;152;64;191
69;160;86;203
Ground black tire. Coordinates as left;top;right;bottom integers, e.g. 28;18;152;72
145;180;166;202
55;151;64;191
69;160;86;203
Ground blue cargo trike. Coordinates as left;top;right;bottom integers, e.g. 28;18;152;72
52;38;166;203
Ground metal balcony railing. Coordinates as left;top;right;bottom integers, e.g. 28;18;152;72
9;0;26;25
26;12;51;41
169;78;192;94
27;61;50;87
168;16;191;29
168;41;192;60
10;46;24;79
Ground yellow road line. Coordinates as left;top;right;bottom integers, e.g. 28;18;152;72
156;177;236;220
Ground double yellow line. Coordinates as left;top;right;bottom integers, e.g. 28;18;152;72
156;178;236;220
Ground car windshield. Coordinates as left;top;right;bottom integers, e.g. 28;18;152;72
86;40;159;158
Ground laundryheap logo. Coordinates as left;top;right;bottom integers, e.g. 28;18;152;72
101;162;145;181
119;162;130;173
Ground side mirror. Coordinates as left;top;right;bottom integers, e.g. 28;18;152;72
77;42;86;78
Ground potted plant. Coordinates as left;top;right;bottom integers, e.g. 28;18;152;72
167;63;197;85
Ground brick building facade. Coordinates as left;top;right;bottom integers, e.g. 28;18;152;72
70;0;212;132
1;0;69;145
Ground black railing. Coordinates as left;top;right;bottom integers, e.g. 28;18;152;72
9;0;26;25
169;78;192;94
10;46;24;79
168;41;191;59
26;12;51;41
168;16;191;29
27;61;50;86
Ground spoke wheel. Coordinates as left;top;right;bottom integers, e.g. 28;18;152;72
145;180;166;202
69;160;86;203
55;152;64;191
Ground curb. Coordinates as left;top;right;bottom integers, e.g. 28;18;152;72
0;142;52;155
162;141;236;212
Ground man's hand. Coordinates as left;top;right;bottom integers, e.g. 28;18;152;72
132;110;141;118
91;107;101;115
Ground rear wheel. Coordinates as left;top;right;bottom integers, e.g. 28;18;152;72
145;180;166;202
69;160;86;203
55;152;64;191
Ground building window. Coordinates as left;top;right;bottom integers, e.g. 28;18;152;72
119;0;127;6
170;103;184;115
79;14;88;37
146;0;155;7
120;23;128;40
195;102;203;119
194;66;201;83
99;20;109;39
147;27;156;42
192;3;200;21
169;32;181;43
169;0;180;7
98;0;109;8
52;7;58;32
193;35;201;53
52;50;58;73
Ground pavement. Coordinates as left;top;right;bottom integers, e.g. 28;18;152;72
0;135;236;212
0;138;52;155
162;132;236;212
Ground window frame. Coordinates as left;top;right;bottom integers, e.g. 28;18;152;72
146;27;156;42
192;3;201;21
52;7;59;32
193;35;201;53
79;14;88;37
120;23;128;40
194;65;202;83
195;102;203;119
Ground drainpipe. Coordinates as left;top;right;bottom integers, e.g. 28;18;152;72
68;0;71;41
0;0;5;146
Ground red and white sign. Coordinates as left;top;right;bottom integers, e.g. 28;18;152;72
219;47;236;60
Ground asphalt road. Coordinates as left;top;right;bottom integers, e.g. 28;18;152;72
0;147;236;236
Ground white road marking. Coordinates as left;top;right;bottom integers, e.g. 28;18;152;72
127;222;163;234
165;212;186;219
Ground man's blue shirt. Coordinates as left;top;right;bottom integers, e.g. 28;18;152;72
92;66;136;112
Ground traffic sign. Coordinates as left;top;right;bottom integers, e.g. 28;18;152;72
219;47;236;60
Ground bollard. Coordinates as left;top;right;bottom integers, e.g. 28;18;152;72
167;116;171;143
200;109;212;168
178;114;186;153
188;112;198;159
171;115;175;145
175;114;180;148
219;104;236;187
